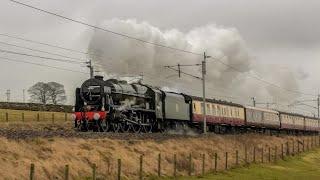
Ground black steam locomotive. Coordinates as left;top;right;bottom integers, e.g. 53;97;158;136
72;75;192;132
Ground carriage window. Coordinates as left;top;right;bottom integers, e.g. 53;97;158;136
200;103;204;114
175;103;179;112
206;104;211;115
212;105;215;115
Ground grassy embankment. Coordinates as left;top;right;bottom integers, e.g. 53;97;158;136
161;148;320;180
0;130;314;179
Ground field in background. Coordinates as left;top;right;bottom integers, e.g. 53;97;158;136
0;108;71;122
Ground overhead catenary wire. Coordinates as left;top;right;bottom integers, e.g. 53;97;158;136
0;33;89;55
6;0;318;97
9;0;202;56
139;70;244;100
0;56;88;74
0;49;85;64
208;56;316;96
0;33;105;61
0;41;86;62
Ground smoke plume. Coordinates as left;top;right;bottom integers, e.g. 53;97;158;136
88;19;306;109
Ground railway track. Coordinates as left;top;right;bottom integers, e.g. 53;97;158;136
0;122;200;140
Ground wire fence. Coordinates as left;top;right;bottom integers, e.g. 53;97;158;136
0;109;71;122
26;135;320;180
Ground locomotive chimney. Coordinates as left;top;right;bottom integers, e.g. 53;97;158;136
94;75;104;80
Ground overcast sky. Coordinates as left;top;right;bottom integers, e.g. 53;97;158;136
0;0;319;115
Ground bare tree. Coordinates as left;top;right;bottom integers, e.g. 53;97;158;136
28;82;51;104
28;82;67;104
47;82;66;104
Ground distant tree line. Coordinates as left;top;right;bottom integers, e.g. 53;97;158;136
28;82;67;105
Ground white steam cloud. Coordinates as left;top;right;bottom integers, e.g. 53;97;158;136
88;19;307;110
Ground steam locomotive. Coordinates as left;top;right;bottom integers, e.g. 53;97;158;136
72;76;320;134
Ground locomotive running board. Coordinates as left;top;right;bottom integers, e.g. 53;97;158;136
122;118;151;126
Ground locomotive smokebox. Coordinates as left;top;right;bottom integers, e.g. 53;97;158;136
94;75;104;80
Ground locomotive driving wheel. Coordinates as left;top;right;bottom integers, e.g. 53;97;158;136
121;122;131;133
111;122;121;132
142;115;153;133
142;125;152;133
80;120;89;132
99;120;110;132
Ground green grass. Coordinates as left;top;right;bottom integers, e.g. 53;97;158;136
159;149;320;180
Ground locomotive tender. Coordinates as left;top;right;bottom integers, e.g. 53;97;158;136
72;76;320;134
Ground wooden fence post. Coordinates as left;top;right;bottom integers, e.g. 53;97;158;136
292;141;295;156
253;147;256;163
309;138;311;150
22;112;25;122
225;152;228;170
64;113;67;121
64;165;69;180
117;159;121;180
281;144;284;159
214;153;217;173
297;140;300;153
235;150;239;166
5;112;8;122
52;113;55;124
107;158;110;175
268;147;271;162
158;153;161;177
245;146;248;164
303;140;305;152
202;154;205;176
92;163;96;180
173;154;177;178
37;113;40;122
139;155;143;180
261;148;264;163
30;163;35;180
188;153;192;176
274;146;277;162
286;141;289;155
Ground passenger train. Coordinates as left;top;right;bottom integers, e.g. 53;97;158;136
72;76;319;134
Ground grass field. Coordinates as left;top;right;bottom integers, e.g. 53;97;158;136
161;148;320;180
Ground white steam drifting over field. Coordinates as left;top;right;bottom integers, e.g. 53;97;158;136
88;19;306;109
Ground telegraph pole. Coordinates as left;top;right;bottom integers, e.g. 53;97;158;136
251;97;256;107
202;52;210;134
86;59;94;78
164;51;211;134
23;89;25;103
317;94;320;118
6;90;10;102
